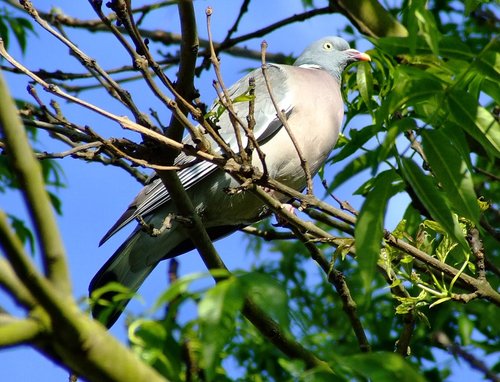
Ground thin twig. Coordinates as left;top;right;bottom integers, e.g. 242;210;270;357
165;258;179;320
103;0;196;115
321;179;359;216
20;119;149;184
433;332;500;382
212;5;336;58
0;41;222;165
20;0;154;128
241;226;297;241
295;202;355;235
405;130;428;168
328;266;371;352
222;0;251;43
475;166;500;181
376;261;416;357
467;227;486;281
206;8;247;163
205;8;268;175
8;0;330;64
260;41;314;197
284;221;370;353
37;142;102;159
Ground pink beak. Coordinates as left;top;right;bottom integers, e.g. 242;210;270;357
346;49;371;62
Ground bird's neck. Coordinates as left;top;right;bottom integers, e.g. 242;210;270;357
296;63;341;83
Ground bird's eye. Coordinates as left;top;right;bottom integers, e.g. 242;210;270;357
323;42;333;50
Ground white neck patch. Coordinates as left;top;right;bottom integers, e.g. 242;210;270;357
298;64;322;70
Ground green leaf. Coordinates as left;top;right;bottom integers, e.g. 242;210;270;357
371;36;475;61
239;272;289;329
341;352;427;382
415;5;440;56
458;313;473;345
378;118;417;164
474;37;499;80
0;17;8;49
128;319;183;379
448;89;500;158
406;0;420;55
233;93;256;103
333;125;378;163
9;214;35;254
375;36;473;60
379;67;444;120
154;271;211;309
422;128;480;224
481;78;500;105
48;191;63;215
89;282;138;325
329;150;377;190
301;0;314;8
355;170;399;291
7;16;35;54
40;159;65;188
402;204;423;236
400;158;468;248
356;61;373;108
464;0;482;15
475;48;500;82
199;277;244;380
443;121;474;170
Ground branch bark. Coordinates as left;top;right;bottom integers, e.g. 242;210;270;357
335;0;408;37
0;69;169;382
0;70;70;294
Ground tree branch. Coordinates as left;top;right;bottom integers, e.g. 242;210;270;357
260;41;313;196
433;331;500;382
0;69;70;293
1;66;170;382
286;222;371;353
0;316;43;348
0;257;37;310
335;0;408;38
21;0;154;129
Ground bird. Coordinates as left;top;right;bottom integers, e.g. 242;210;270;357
89;36;371;327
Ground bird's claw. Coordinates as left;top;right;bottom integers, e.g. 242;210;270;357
272;203;295;227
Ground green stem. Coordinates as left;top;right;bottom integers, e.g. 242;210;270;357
0;70;71;294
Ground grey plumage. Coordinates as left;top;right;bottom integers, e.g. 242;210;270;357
89;36;370;327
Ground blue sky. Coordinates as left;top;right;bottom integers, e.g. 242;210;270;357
0;0;495;380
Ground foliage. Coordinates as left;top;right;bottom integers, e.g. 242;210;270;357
0;0;498;382
0;5;35;53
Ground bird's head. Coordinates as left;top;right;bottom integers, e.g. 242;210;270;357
294;36;371;81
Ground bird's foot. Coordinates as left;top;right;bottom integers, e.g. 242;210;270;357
273;203;295;227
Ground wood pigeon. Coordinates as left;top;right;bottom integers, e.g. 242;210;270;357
89;36;370;327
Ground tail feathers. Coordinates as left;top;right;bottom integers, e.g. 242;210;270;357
90;224;243;328
89;234;156;328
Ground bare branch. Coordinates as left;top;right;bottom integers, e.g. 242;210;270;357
286;221;371;353
221;0;251;43
433;331;500;382
321;179;359;216
328;266;371;352
260;41;314;197
0;41;222;165
242;226;297;241
1;50;172;382
467;227;486;281
20;0;154;129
